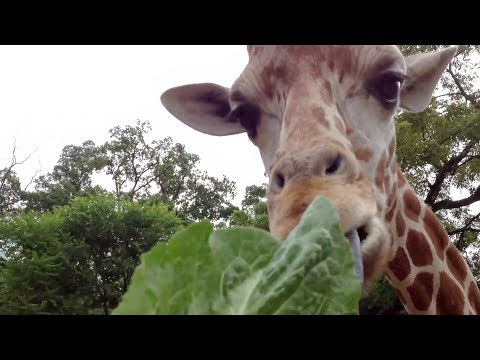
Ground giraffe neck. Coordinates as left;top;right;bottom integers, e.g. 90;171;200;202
382;168;480;314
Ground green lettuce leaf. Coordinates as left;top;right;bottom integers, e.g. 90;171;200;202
113;196;362;315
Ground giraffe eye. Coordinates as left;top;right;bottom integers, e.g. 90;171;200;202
230;104;260;138
366;72;404;109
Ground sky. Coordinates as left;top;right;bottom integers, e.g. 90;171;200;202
0;45;266;205
0;45;478;211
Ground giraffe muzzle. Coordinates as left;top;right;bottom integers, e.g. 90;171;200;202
268;175;392;291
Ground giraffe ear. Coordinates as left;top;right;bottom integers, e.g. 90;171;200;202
161;83;246;136
399;46;457;113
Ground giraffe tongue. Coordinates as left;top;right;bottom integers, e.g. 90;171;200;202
346;230;364;284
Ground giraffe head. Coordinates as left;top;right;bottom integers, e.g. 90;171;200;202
161;45;456;290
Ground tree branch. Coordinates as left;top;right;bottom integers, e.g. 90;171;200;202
433;92;461;99
170;172;188;204
449;227;480;236
23;170;42;192
458;155;480;168
447;212;480;235
1;142;38;193
424;139;477;206
131;175;156;197
432;186;480;211
129;144;139;198
446;64;479;108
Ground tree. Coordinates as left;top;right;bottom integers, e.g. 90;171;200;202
23;140;108;212
58;195;182;314
0;194;182;314
0;169;22;215
0;212;92;314
229;184;269;231
20;120;237;224
102;120;237;223
362;45;480;314
0;142;38;214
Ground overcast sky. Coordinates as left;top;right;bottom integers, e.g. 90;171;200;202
0;45;266;205
1;45;478;212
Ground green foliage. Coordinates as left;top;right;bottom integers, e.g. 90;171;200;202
52;141;109;191
0;194;182;314
396;102;480;199
0;212;91;314
0;168;22;214
230;184;269;231
359;276;405;315
114;197;361;315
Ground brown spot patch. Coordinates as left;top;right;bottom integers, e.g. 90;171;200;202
322;82;333;105
397;167;406;187
260;64;292;100
388;136;396;158
335;121;346;134
406;229;433;267
468;281;480;314
436;271;465;314
403;189;421;222
423;209;448;261
330;46;357;77
346;84;357;98
388;247;411;281
363;258;376;284
385;198;396;222
407;272;434;311
328;59;334;71
296;46;358;78
311;107;330;128
375;150;387;191
354;147;373;162
396;212;406;237
346;125;354;136
446;246;468;283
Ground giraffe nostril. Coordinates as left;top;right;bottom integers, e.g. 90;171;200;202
274;172;285;190
325;154;342;175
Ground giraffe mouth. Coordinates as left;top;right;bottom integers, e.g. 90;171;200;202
345;220;377;284
345;217;390;288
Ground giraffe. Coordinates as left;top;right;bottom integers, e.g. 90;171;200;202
160;45;480;315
